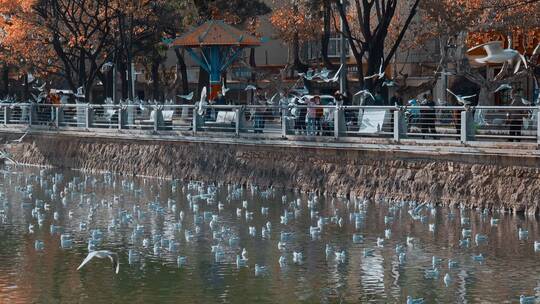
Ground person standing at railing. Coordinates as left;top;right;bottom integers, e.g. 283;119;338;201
420;94;437;138
390;92;403;107
253;92;266;133
314;96;324;135
306;97;318;136
295;98;307;135
322;99;335;135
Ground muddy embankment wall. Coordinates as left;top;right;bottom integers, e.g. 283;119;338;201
3;133;540;215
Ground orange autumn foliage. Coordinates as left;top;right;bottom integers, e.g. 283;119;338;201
269;2;322;43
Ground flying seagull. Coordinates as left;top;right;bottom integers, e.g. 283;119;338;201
0;150;18;165
33;82;46;92
382;79;397;87
322;65;343;83
77;250;120;274
447;89;476;106
197;87;208;116
245;85;258;91
177;92;194;101
354;90;375;101
493;84;512;93
364;59;385;80
468;41;527;70
75;86;85;99
11;132;28;144
221;81;230;96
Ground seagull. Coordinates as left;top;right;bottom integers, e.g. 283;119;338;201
468;41;526;68
197;87;208;116
0;150;18;165
354;90;375;101
11;132;28;144
446;89;476;106
74;86;85;98
245;85;257;91
519;98;531;106
493;84;512;93
33;82;46;92
221;81;230;96
382;79;397;87
177;92;194;101
364;60;385;80
266;93;280;105
101;62;114;73
77;250;120;274
322;65;343;83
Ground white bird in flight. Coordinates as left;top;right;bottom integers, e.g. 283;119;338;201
446;89;476;106
197;87;208;116
245;85;257;91
222;81;230;96
493;84;512;93
177;92;194;101
77;250;120;274
321;65;343;83
11;132;28;144
468;41;527;73
364;60;385;80
354;90;375;101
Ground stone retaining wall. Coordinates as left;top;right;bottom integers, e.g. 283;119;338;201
3;133;540;215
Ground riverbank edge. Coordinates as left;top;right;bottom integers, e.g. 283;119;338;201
1;130;539;215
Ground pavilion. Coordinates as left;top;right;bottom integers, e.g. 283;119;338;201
172;20;261;101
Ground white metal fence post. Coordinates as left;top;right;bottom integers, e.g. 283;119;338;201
235;108;241;136
85;106;93;129
460;109;475;143
393;108;407;142
334;107;345;139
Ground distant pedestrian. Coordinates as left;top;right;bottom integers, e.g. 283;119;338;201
306;97;318;136
295;97;307;134
253;91;266;133
390;91;403;107
420;94;437;137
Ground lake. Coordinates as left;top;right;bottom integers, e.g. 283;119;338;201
0;166;538;303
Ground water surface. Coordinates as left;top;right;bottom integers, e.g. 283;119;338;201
0;166;538;303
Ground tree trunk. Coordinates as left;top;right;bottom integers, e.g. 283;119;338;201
293;32;308;73
250;48;257;82
321;0;334;69
23;74;29;101
477;87;492;106
2;66;8;98
174;49;189;95
197;67;209;99
151;59;160;100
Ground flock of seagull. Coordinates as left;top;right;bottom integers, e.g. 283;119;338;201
0;165;538;303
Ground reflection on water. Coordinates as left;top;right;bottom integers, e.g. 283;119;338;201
0;166;538;303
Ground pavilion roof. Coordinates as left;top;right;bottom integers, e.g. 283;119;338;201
172;20;261;48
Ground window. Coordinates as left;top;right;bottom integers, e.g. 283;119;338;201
306;35;349;60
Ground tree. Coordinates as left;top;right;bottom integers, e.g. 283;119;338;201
419;0;540;105
270;1;321;73
333;0;421;92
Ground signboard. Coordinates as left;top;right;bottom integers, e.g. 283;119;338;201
358;109;388;134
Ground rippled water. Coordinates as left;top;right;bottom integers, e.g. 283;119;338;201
0;166;539;303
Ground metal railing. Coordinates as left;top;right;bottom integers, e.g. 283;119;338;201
2;103;540;144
